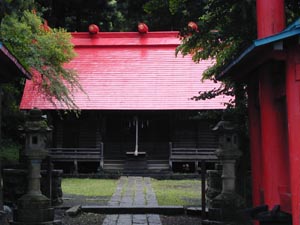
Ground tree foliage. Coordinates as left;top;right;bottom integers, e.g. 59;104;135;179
173;0;300;201
0;0;35;18
37;0;137;32
143;0;205;30
0;10;81;109
176;0;256;80
176;0;300;89
37;0;206;32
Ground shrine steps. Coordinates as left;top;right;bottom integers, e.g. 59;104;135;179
102;159;170;175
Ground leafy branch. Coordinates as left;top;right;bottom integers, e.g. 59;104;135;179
0;10;83;110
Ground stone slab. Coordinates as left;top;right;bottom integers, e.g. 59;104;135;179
186;206;208;216
81;205;185;215
65;205;81;217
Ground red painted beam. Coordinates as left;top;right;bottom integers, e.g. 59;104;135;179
256;0;285;38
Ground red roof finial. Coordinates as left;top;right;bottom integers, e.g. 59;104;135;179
188;21;199;32
89;24;100;35
138;23;149;34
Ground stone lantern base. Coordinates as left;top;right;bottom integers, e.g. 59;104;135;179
10;193;59;225
211;191;245;209
208;191;246;222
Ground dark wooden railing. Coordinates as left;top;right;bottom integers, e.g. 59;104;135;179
48;143;103;173
169;142;218;169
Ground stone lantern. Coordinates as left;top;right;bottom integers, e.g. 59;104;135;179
11;108;57;225
209;121;245;222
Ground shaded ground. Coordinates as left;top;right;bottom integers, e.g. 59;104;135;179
55;208;202;225
4;178;203;225
3;197;202;225
55;179;203;225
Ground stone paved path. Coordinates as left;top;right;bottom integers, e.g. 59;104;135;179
102;176;162;225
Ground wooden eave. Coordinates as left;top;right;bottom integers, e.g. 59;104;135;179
224;45;288;82
0;43;31;82
217;18;300;82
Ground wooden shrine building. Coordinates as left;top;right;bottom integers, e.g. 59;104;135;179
20;29;230;174
217;0;300;224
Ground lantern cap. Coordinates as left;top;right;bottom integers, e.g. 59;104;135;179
19;108;52;132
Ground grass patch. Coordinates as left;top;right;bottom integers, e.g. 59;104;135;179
151;179;201;206
62;178;117;197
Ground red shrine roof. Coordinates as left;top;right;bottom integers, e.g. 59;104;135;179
20;31;230;110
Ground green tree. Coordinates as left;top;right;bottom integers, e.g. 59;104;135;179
143;0;205;30
0;10;81;109
176;0;256;80
37;0;131;32
37;0;206;32
0;0;35;18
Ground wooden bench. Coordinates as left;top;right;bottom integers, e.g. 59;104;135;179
169;143;218;170
48;144;103;173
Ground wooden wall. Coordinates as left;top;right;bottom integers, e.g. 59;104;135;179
51;111;218;160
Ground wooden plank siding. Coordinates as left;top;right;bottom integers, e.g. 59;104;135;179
49;146;103;164
169;143;218;166
172;120;218;148
48;146;103;173
103;113;170;161
48;111;219;173
104;142;170;160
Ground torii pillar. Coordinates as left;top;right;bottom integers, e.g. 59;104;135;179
248;0;287;209
285;21;300;225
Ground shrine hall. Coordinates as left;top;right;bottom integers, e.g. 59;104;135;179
20;28;230;174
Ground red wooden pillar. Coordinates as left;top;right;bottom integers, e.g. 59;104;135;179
255;0;287;209
256;0;285;38
286;45;300;225
247;78;262;208
258;64;289;208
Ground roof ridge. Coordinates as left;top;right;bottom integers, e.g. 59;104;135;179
71;31;181;47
